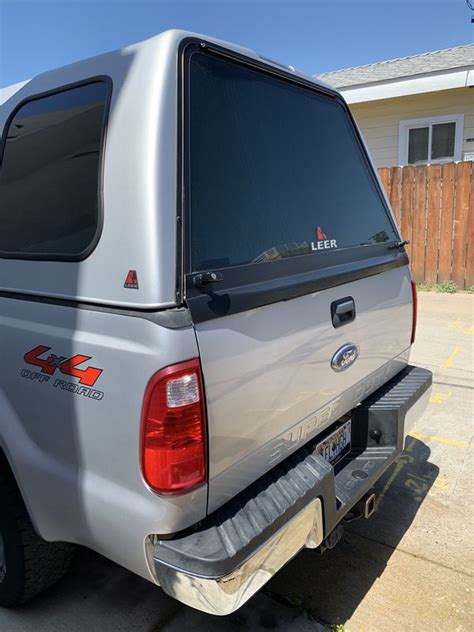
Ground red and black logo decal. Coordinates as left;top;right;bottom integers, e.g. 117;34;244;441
24;346;103;387
124;270;139;289
316;226;327;240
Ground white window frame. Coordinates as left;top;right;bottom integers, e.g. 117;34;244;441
398;114;464;166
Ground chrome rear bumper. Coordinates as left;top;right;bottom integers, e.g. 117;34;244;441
155;499;323;615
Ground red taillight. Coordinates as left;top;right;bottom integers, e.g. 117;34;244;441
141;359;207;494
411;280;417;344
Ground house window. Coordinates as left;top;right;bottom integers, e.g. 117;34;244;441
399;115;464;166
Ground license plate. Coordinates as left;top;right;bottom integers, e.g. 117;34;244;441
316;420;351;465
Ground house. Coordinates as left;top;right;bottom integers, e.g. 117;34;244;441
316;45;474;168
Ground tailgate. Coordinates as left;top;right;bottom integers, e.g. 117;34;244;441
180;43;414;512
196;266;412;511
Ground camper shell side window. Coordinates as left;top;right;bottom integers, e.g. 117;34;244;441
0;79;111;261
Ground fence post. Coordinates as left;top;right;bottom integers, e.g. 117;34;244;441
438;163;455;284
401;166;414;262
425;165;442;285
452;162;471;289
466;162;474;289
411;166;427;283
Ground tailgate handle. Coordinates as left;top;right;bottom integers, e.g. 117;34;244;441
331;297;356;328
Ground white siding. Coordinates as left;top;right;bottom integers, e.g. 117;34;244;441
348;87;474;168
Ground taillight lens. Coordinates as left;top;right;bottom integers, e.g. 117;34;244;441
141;359;207;494
411;280;417;344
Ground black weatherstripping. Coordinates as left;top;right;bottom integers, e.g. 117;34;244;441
186;251;408;323
153;365;432;579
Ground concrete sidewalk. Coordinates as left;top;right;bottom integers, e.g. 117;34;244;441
0;292;472;631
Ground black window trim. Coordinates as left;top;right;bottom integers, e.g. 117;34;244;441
0;75;113;262
178;40;406;321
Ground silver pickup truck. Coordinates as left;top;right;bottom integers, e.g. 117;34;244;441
0;30;432;615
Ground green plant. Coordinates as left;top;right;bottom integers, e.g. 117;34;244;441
435;280;458;294
325;625;345;632
417;281;433;292
467;286;474;294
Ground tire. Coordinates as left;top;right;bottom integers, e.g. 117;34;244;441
0;472;75;607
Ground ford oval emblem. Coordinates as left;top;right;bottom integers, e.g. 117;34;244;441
331;343;359;372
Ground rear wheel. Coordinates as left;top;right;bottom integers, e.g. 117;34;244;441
0;472;74;607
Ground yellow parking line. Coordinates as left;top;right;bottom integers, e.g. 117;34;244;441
464;325;474;336
409;431;469;449
441;345;461;369
432;475;449;490
376;437;416;510
430;390;452;404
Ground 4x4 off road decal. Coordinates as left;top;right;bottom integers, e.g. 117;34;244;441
24;346;102;385
21;345;104;401
311;226;338;251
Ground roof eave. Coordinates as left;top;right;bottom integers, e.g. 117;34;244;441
337;67;474;104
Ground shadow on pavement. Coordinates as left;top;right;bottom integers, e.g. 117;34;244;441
3;543;318;631
265;436;438;627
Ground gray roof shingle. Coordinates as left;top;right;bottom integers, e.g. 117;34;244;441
315;44;474;88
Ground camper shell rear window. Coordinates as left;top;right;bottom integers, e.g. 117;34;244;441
186;51;397;273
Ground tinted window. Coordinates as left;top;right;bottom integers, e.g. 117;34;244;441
408;127;429;164
431;122;455;160
188;54;396;272
0;81;109;258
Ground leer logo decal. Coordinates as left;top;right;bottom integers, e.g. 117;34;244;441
124;270;139;289
24;345;103;387
311;226;338;252
316;226;327;240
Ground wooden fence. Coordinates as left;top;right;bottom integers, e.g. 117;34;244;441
377;162;473;289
